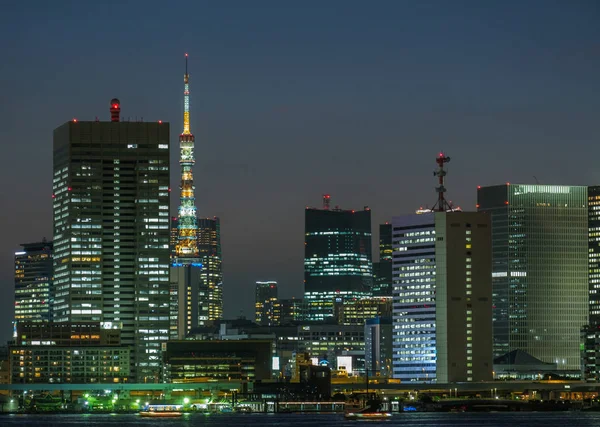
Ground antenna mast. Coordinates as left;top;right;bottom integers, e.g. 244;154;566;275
432;152;454;212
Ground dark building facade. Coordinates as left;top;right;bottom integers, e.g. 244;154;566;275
372;223;392;297
52;103;171;381
14;240;53;326
478;184;587;371
583;186;600;380
164;340;272;382
255;281;278;326
304;206;373;321
198;217;223;321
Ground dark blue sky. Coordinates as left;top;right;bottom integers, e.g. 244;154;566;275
1;1;599;343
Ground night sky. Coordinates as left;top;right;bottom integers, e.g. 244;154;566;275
1;1;599;343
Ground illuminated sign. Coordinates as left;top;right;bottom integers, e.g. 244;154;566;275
272;356;280;370
337;356;353;374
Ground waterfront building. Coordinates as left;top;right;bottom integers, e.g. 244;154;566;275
372;223;393;297
10;322;130;384
304;200;373;321
297;324;365;374
392;211;492;383
52;100;170;382
255;281;278;326
14;240;53;325
478;184;588;371
365;317;393;378
164;340;272;382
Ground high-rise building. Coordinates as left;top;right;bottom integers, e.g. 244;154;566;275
304;201;373;321
478;184;588;371
365;317;393;378
198;217;223;321
372;223;392;297
255;281;278;326
14;240;53;326
392;211;492;383
589;186;600;326
52;99;171;382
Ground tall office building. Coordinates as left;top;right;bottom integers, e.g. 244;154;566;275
478;184;588;371
52;100;171;381
392;211;492;383
579;186;600;380
198;217;223;321
372;223;392;297
589;186;600;326
365;317;393;377
14;240;53;325
255;281;278;326
304;200;373;320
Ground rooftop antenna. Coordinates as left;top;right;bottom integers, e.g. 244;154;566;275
533;176;539;184
323;194;331;210
431;152;455;212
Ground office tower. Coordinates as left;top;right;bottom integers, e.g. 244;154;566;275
198;217;223;321
52;99;170;382
365;317;392;377
170;217;178;259
14;240;53;325
171;54;205;339
336;296;392;326
304;198;373;321
589;186;600;326
584;186;600;381
372;223;392;296
255;281;278;326
392;211;492;383
478;184;588;371
277;298;302;324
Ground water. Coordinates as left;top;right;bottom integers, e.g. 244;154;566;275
2;413;600;427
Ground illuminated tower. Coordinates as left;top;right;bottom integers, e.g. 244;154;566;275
170;54;206;339
175;53;199;259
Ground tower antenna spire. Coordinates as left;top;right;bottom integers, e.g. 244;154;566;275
175;53;199;259
431;152;456;212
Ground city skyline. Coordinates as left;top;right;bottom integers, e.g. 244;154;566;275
2;1;600;344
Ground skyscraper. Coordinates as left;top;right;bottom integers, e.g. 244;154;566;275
198;217;223;322
589;186;600;326
52;100;171;381
255;281;278;326
372;223;392;297
478;184;588;371
304;200;373;321
14;240;53;325
392;211;492;383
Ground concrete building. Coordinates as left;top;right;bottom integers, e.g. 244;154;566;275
14;240;53;326
52;100;171;381
365;317;393;377
255;281;278;326
392;211;493;383
372;223;393;297
164;340;272;382
304;201;373;321
10;322;130;384
478;184;588;371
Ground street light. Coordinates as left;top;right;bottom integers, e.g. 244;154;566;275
184;398;190;404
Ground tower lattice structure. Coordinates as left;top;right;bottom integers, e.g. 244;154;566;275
175;53;200;259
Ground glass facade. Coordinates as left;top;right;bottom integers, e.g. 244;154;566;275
478;184;588;370
52;120;171;381
391;213;436;382
304;207;373;321
14;240;53;325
